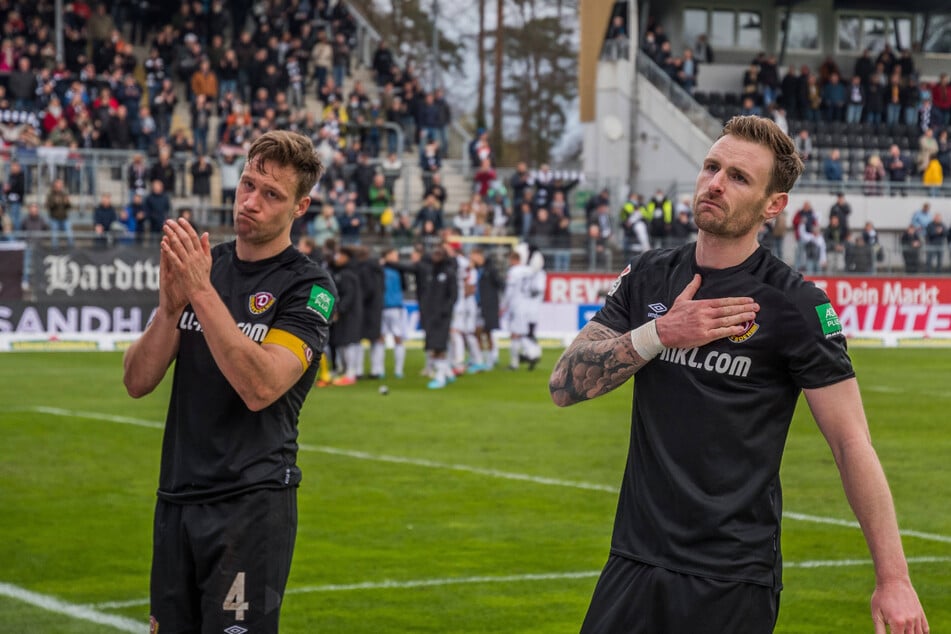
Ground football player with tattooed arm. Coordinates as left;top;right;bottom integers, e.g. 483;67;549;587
123;130;337;634
549;116;928;634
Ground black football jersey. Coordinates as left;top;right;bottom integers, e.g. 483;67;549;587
592;244;854;589
157;242;336;503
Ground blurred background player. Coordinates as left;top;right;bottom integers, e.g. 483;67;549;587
422;245;457;389
503;249;542;370
524;249;547;367
328;246;363;386
380;248;409;379
356;245;385;379
448;240;487;374
470;247;505;369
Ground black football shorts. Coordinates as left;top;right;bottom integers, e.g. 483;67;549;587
150;487;297;634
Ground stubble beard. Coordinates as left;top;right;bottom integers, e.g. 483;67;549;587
694;193;768;240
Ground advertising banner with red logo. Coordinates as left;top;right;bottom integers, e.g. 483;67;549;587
807;276;951;336
540;273;951;338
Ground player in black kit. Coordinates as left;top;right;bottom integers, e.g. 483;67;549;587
123;130;336;633
549;116;929;634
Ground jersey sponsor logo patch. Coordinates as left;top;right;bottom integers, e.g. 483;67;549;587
728;320;759;343
248;291;276;315
815;302;843;338
307;285;335;321
607;263;631;297
647;302;668;319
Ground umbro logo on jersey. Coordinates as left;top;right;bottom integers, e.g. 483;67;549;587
249;291;276;315
728;320;759;343
647;302;668;319
224;626;248;634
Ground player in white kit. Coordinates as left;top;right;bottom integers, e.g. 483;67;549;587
449;245;486;373
502;249;543;370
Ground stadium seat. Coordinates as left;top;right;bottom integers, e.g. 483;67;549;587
829;121;848;134
850;160;866;179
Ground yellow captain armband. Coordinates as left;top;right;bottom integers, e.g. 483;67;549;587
262;328;315;370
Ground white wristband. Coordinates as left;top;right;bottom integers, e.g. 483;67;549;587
630;320;665;361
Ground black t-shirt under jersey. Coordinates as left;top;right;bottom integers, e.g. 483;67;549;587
593;244;854;589
157;242;336;504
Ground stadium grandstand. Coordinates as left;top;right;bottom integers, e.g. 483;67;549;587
582;1;951;276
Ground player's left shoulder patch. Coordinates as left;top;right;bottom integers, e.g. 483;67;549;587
607;263;632;297
815;302;843;338
307;284;335;321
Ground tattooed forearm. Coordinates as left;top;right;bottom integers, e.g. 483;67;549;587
549;321;651;407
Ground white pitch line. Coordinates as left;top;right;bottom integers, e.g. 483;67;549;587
301;444;618;493
90;557;951;610
13;407;951;621
785;512;951;544
0;581;143;632
786;556;951;569
16;406;951;545
285;558;951;592
22;406;164;430
286;570;602;595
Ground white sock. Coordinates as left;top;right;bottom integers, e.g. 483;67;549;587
346;344;361;378
370;341;385;376
509;338;521;368
465;334;483;365
394;343;406;375
450;331;465;366
354;341;366;377
436;358;451;382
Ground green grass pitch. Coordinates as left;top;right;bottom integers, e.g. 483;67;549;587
0;348;949;632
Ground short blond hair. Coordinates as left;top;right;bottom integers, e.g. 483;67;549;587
720;116;804;194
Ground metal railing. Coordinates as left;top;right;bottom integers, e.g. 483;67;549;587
0;138;408;222
792;176;951;198
635;54;723;141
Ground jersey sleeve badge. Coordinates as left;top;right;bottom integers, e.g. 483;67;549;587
307;284;336;322
815;302;843;338
607;263;631;297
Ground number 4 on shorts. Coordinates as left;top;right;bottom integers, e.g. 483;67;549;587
223;572;249;621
